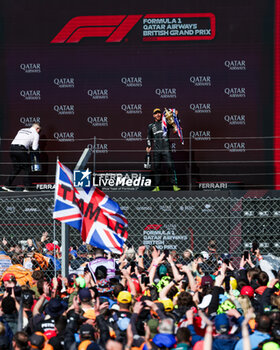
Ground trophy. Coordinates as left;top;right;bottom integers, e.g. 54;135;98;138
31;151;42;172
144;152;151;169
164;108;177;133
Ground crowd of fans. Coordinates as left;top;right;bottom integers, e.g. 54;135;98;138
0;234;279;350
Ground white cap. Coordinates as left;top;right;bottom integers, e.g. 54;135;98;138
111;304;120;311
198;294;212;309
201;251;209;260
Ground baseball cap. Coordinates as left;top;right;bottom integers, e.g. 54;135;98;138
240;285;254;298
80;324;95;340
201;275;214;287
160;298;174;312
158;265;168;277
201;251;209;260
46;243;60;251
22;291;34;305
2;273;16;282
117;291;132;304
229;277;238;290
263;342;280;350
45;298;66;318
83;309;96;320
198;294;212;309
78;288;92;302
29;332;47;349
153;108;161;114
215;313;230;334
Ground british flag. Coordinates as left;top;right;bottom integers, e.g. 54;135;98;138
162;112;168;137
53;161;128;254
169;108;184;145
53;161;82;230
162;108;184;145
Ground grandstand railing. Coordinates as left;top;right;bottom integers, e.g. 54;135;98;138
0;134;277;190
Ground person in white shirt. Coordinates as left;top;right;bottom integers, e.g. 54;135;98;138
2;123;41;192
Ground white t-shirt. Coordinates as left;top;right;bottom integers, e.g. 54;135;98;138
11;126;39;150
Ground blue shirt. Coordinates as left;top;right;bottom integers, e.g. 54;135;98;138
234;330;270;350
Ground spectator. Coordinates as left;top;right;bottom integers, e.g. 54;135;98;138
234;314;272;350
0;241;279;350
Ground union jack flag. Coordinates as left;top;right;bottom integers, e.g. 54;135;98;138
53;161;128;254
162;108;184;145
53;161;82;231
162;113;168;137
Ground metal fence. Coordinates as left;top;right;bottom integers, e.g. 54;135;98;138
0;191;280;275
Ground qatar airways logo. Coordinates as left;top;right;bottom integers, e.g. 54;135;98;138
121;131;142;141
20;117;40;127
121;77;142;87
224;88;246;98
54;105;75;115
87;143;109;154
6;206;16;213
20;63;41;73
224;115;246;125
121;104;142;115
224;142;246;152
88;89;108;100
190;130;211;141
87;116;108;127
54;78;75;88
54;131;75;142
190;76;211;87
224;60;246;70
190;103;211;114
20;90;41;100
155;88;176;99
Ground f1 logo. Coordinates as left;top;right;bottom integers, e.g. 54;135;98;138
51;15;143;43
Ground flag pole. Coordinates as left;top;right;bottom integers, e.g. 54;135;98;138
60;150;92;278
55;155;70;279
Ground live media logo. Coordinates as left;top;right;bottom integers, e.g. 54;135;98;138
74;169;92;188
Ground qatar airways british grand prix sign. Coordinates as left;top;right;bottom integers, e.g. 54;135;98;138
51;13;215;43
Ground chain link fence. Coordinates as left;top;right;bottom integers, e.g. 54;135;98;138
0;191;280;275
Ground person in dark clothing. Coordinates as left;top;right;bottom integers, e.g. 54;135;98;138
146;108;180;192
12;331;29;350
1;295;18;336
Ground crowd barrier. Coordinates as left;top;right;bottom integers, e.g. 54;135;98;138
0;190;279;275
